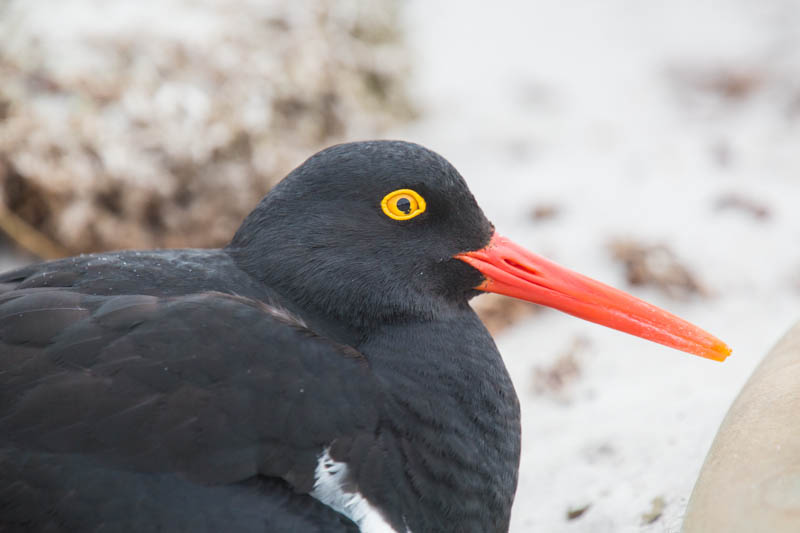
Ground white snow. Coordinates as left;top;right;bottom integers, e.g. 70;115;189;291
395;0;800;531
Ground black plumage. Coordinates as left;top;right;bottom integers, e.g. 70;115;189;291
0;141;520;532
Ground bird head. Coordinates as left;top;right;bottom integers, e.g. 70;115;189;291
230;140;730;361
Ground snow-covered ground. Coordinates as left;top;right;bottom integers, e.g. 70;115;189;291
395;1;800;531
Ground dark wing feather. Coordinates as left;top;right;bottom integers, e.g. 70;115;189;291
0;248;275;299
0;288;377;530
0;449;359;533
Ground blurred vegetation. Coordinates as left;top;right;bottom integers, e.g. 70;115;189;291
0;0;415;257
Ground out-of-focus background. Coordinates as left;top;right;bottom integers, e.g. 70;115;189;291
1;0;799;531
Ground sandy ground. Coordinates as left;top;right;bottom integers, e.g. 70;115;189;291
394;1;800;531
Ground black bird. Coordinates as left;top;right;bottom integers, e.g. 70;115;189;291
0;141;729;532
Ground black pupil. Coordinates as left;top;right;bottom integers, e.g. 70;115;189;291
396;197;412;214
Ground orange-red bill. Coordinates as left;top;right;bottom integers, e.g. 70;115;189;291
456;233;731;361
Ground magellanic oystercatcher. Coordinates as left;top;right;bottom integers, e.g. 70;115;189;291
0;141;729;532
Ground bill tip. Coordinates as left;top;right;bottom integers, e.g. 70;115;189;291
708;340;732;362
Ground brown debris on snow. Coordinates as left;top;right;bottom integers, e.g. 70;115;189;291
702;70;762;100
566;503;591;520
715;192;771;221
641;496;666;525
472;294;540;336
609;239;708;299
529;203;561;222
668;65;763;102
0;0;414;256
531;336;589;399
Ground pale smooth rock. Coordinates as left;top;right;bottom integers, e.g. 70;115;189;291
683;321;800;533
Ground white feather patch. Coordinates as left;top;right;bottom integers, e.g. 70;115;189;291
310;448;406;533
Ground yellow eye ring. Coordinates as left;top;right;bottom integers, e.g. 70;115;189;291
380;189;426;220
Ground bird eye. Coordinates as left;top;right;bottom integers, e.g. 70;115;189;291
381;189;426;220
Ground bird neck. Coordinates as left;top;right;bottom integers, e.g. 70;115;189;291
354;308;521;533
